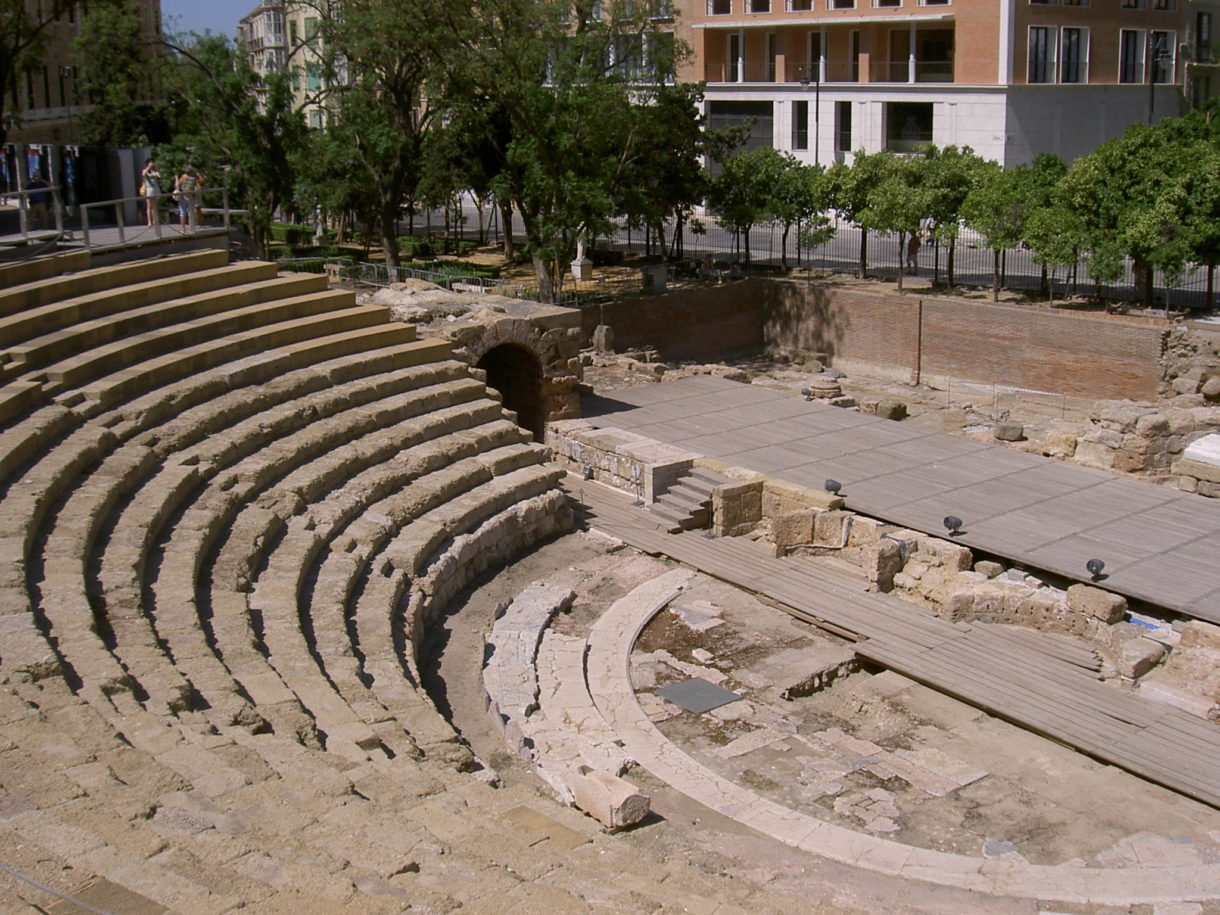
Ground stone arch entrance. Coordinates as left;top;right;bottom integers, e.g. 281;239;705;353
443;311;582;441
478;343;546;441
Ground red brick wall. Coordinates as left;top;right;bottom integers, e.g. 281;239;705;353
589;279;1167;400
762;282;1167;400
583;278;766;362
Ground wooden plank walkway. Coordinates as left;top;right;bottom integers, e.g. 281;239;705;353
566;476;1220;809
583;376;1220;624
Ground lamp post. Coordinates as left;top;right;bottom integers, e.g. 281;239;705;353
799;66;821;166
1148;41;1172;124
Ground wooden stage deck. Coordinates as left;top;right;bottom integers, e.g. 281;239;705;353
583;376;1220;625
567;476;1220;809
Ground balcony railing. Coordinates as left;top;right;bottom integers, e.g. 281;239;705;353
707;58;952;83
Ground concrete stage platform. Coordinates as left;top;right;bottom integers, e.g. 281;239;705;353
583;376;1220;625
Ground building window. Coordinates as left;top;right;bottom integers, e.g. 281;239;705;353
1060;27;1087;82
1029;0;1056;5
886;101;933;152
793;99;809;148
291;66;301;91
309;109;323;129
1024;28;1054;84
1062;0;1088;5
1193;73;1212;107
750;0;770;10
1119;29;1145;82
830;0;855;9
289;20;299;45
835;100;852;152
1029;27;1054;83
707;100;774;166
920;0;950;6
1150;30;1175;82
1152;0;1175;9
786;0;812;8
1198;12;1213;62
306;64;322;92
1121;0;1146;8
708;0;731;13
728;32;742;81
875;0;901;7
766;33;777;80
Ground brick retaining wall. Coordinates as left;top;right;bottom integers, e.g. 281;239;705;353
587;279;1169;401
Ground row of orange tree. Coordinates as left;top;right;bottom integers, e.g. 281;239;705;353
711;102;1220;306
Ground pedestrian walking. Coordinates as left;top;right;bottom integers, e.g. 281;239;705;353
906;232;922;275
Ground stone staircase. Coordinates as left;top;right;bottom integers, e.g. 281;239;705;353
647;466;731;533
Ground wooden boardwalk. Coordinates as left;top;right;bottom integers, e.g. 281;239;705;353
567;476;1220;809
583;376;1220;625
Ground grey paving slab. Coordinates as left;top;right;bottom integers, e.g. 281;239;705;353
580;376;1220;624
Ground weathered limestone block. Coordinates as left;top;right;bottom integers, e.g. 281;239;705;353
1066;584;1127;624
1042;431;1078;460
1202;375;1220;402
1073;440;1118;471
1180;620;1220;651
1113;434;1160;472
919;537;973;571
813;510;851;547
1119;638;1166;679
941;586;976;623
570;767;650;829
994;421;1024;442
761;479;842;518
773;510;814;550
713;479;763;537
974;560;1004;579
1134;412;1170;437
865;537;902;592
1094;401;1145;433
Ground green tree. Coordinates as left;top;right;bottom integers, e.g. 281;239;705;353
917;144;990;288
856;151;930;292
454;0;690;301
165;34;307;257
826;150;897;279
314;0;456;267
961;161;1023;302
709;146;788;263
73;1;170;145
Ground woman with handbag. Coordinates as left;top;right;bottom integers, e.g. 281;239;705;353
140;158;161;227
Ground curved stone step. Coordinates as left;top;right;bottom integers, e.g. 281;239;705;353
0;249;227;318
0;261;287;355
3;270;325;374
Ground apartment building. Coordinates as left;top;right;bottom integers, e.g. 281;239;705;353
237;0;337;127
678;0;1220;165
5;0;162;146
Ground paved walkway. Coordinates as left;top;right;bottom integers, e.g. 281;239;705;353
581;542;1220;906
583;376;1220;624
567;475;1220;810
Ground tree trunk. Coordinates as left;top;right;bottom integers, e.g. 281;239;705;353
947;237;956;289
744;225;752;264
781;224;790;269
380;205;401;268
532;254;558;303
858;226;868;279
500;201;514;260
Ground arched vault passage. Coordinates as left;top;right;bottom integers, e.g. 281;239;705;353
477;343;546;442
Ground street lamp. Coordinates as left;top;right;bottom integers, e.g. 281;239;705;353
799;65;821;166
1148;40;1172;124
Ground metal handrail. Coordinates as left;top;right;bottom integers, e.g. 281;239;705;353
4;184;65;240
75;186;234;250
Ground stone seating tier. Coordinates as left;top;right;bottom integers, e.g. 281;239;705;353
0;249;227;317
0;259;283;355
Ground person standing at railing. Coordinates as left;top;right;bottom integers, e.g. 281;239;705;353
140;158;161;226
174;165;199;232
25;174;50;229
